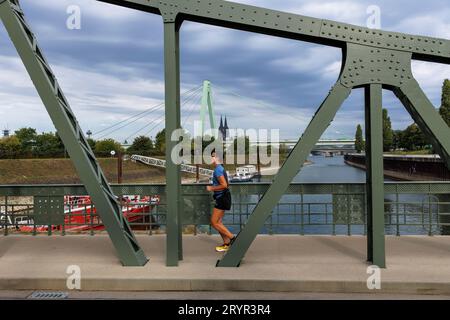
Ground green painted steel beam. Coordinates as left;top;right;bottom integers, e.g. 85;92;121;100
393;80;450;170
98;0;450;64
0;0;147;266
217;82;352;267
94;0;450;269
365;84;386;268
164;20;183;266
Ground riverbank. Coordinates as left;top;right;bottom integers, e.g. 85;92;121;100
344;154;449;181
0;157;314;185
0;158;197;184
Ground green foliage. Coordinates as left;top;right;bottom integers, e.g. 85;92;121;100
33;132;65;158
14;127;37;156
87;138;96;151
355;124;364;153
392;130;403;151
0;136;21;158
397;124;430;151
128;136;154;156
440;79;450;126
154;129;166;155
382;108;394;152
0;127;123;159
94;139;124;157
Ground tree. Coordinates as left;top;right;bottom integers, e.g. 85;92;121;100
87;138;96;151
392;130;404;151
399;124;429;151
94;138;123;157
33;132;64;158
128;136;154;156
382;108;394;152
14;127;37;157
355;124;364;153
440;79;450;126
0;136;21;158
154;129;166;155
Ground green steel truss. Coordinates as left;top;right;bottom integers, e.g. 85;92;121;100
97;0;449;268
1;0;449;268
0;0;147;266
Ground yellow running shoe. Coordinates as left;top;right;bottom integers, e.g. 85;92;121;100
215;244;230;252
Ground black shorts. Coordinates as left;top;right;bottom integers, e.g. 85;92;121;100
213;190;232;211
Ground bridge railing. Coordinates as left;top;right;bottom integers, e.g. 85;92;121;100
0;182;449;236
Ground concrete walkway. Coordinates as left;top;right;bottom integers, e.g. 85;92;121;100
1;235;450;295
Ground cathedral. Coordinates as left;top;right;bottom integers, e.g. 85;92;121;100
218;115;229;141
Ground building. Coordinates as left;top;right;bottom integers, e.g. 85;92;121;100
218;115;229;141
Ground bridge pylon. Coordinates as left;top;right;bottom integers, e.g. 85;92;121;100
199;80;217;138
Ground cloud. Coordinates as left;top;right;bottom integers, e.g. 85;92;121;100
0;0;448;141
0;54;169;139
411;61;450;105
392;9;450;39
182;22;237;52
27;0;143;21
290;1;367;24
270;46;341;77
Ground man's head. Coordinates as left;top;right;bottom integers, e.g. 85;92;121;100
211;149;223;165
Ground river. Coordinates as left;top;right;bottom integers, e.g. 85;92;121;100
224;155;450;236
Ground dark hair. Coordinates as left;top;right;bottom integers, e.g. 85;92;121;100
211;149;223;161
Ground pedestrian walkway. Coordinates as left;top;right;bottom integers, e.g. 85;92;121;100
1;235;450;295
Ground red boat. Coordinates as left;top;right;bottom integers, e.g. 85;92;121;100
19;195;160;233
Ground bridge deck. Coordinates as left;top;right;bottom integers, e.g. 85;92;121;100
1;235;450;295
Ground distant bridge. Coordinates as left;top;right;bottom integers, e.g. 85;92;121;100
253;139;356;154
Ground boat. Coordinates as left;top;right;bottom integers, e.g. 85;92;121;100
18;195;160;233
229;165;261;183
230;172;254;183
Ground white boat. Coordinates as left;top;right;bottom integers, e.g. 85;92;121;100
236;165;258;176
230;172;254;183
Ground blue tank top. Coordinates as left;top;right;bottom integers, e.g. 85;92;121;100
212;165;229;198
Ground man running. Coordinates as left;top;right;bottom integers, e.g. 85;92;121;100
206;149;236;252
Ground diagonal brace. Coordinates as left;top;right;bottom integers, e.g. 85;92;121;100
393;79;450;170
0;0;147;266
217;82;352;267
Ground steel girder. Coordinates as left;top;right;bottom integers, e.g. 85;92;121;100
164;21;183;266
365;84;386;268
98;0;450;64
1;0;447;267
98;0;450;268
0;0;148;266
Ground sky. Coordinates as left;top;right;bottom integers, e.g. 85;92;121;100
0;0;449;142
